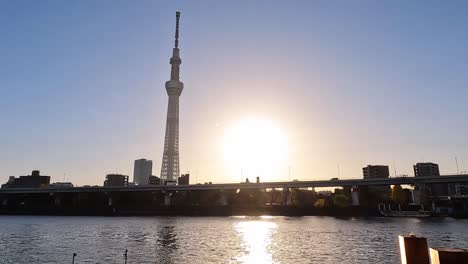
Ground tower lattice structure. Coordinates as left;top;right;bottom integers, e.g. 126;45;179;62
160;12;183;183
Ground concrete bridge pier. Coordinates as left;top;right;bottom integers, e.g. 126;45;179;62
351;186;360;206
282;188;292;206
106;194;117;215
49;192;61;207
218;191;228;206
164;193;171;206
54;196;61;207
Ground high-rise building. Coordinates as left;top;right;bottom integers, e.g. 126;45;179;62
104;174;129;187
413;162;447;198
149;175;162;185
362;165;391;203
362;165;390;179
178;173;189;185
414;162;440;177
160;12;183;184
133;159;153;185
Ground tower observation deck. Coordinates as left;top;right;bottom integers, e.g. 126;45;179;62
160;12;183;184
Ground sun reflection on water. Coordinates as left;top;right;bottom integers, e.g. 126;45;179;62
234;221;277;264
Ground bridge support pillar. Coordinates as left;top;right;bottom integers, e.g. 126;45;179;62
54;196;61;206
351;186;360;206
219;191;228;206
282;188;292;206
164;193;171;206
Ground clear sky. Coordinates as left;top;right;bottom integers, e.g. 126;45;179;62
1;1;468;185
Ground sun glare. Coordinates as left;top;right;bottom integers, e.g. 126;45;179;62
234;221;277;263
222;118;288;182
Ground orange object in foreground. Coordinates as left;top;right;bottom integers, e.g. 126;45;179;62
430;248;468;264
399;235;430;264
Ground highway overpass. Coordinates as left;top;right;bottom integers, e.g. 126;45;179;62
1;174;468;194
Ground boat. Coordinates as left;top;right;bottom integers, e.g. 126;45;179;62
378;203;431;218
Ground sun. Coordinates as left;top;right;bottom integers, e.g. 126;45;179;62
222;118;288;182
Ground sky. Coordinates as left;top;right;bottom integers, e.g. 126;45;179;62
1;1;468;185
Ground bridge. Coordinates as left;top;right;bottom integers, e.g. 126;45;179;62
1;174;468;194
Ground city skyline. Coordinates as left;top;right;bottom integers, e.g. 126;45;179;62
1;1;468;185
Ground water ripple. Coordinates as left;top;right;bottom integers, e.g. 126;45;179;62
0;216;467;263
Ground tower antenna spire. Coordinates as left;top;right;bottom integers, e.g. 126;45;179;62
161;11;184;184
175;11;180;48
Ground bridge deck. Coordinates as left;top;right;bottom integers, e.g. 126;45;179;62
1;175;468;194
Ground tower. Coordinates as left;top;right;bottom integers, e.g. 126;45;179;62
160;12;183;184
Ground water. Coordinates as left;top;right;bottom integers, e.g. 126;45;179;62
0;216;467;264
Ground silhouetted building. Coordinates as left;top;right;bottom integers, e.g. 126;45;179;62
104;174;129;187
178;174;189;185
133;159;153;185
149;175;161;185
413;162;447;198
49;182;74;188
363;165;390;179
362;165;391;203
1;170;50;189
414;162;440;177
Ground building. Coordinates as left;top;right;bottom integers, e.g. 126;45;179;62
49;182;74;188
160;12;183;185
1;170;50;189
362;165;391;203
149;175;162;185
104;174;129;187
413;162;447;198
414;162;440;177
133;159;153;185
178;173;189;185
362;165;390;179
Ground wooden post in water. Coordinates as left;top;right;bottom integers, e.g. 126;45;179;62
124;249;128;264
72;253;77;264
430;248;468;264
399;234;430;264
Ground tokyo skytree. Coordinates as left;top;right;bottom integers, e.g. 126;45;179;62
160;12;183;184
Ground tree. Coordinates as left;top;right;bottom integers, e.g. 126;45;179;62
391;185;409;205
332;193;350;208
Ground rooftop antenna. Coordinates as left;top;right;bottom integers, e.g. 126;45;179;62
175;11;180;48
455;156;460;174
393;160;397;177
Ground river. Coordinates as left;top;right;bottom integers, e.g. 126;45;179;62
0;216;467;263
